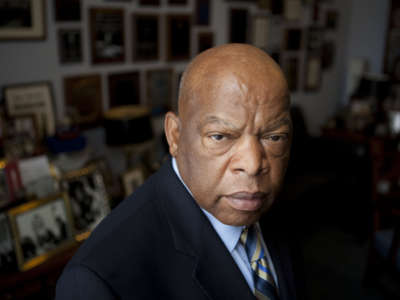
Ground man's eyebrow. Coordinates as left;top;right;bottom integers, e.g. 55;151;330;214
263;117;292;132
199;116;240;130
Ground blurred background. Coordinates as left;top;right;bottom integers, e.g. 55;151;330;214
0;0;399;299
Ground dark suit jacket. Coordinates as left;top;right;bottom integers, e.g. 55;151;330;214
56;158;306;300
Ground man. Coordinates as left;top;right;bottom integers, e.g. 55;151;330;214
56;44;305;300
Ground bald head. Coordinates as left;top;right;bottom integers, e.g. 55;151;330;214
178;43;289;117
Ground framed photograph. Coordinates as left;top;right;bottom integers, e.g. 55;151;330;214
62;165;110;241
0;0;46;40
58;29;83;64
168;0;187;5
307;26;323;53
166;15;191;61
229;8;248;43
108;71;140;108
123;166;145;197
139;0;160;5
304;55;322;91
89;8;125;64
283;57;299;92
8;194;75;271
64;74;103;128
284;28;302;51
54;0;81;22
0;213;17;272
197;32;214;54
4;82;55;139
195;0;210;25
252;15;269;50
132;14;159;61
146;69;173;112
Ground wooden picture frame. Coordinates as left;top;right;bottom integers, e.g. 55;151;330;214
146;69;173;112
132;14;159;61
58;29;83;64
61;165;111;241
8;194;75;271
0;0;46;40
166;15;191;61
197;32;214;54
0;213;17;272
122;166;145;197
64;74;103;128
229;8;248;43
4;82;56;139
89;8;125;64
195;0;210;25
54;0;81;22
108;71;140;108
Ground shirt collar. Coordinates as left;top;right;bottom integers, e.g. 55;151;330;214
171;157;244;252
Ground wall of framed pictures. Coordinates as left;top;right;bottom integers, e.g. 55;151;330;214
0;0;390;137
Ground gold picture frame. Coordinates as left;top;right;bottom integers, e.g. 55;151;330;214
7;194;75;271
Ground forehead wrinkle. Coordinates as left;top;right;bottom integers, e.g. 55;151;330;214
199;115;242;131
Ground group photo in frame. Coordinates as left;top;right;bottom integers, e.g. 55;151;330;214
7;194;74;271
4;81;56;139
132;14;159;61
61;165;110;241
89;8;125;64
0;0;46;40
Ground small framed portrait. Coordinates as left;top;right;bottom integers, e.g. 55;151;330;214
64;74;103;128
62;165;111;241
58;29;83;64
195;0;210;26
89;8;125;64
197;32;214;54
284;28;302;51
4;82;56;139
108;71;140;108
7;194;75;271
123;166;145;197
146;69;173;112
166;15;191;61
0;0;46;40
0;213;17;272
54;0;81;22
229;8;248;43
139;0;160;5
132;14;159;61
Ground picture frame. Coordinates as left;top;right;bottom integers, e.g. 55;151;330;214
64;74;103;128
0;213;17;272
284;28;302;51
7;194;75;271
108;71;140;108
229;8;248;43
0;163;12;209
325;10;338;30
0;0;46;40
166;15;191;61
146;69;173;112
58;29;83;64
197;32;214;54
304;55;322;91
62;165;110;241
122;166;145;197
89;8;125;64
54;0;81;22
283;57;299;92
3;160;23;206
4;82;56;139
132;14;159;61
168;0;187;4
195;0;210;25
138;0;160;5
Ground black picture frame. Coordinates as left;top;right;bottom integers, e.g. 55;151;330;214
229;8;248;43
195;0;210;26
284;28;302;51
54;0;81;22
166;15;191;61
58;29;83;64
108;71;141;108
198;32;214;54
132;14;159;61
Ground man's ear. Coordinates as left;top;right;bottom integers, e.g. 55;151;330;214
164;112;180;157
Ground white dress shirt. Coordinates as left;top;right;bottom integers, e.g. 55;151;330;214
171;158;279;292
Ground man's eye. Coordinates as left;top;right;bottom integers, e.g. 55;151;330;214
266;134;287;142
210;134;225;141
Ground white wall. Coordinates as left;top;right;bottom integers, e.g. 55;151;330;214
0;0;391;136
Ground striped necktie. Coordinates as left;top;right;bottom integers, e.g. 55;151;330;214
240;225;279;300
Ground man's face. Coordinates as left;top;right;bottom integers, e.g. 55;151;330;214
171;69;291;226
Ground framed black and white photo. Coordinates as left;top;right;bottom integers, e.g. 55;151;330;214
89;8;125;64
62;165;110;241
0;213;17;272
54;0;81;22
4;82;56;139
58;29;83;64
0;0;46;40
108;71;140;107
8;194;75;271
122;166;145;197
166;15;191;61
132;14;159;61
146;69;173;112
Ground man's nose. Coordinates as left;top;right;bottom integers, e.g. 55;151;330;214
231;136;268;176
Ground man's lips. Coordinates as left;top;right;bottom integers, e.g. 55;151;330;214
224;191;267;211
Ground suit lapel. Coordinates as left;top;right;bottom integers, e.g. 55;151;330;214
157;159;255;300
